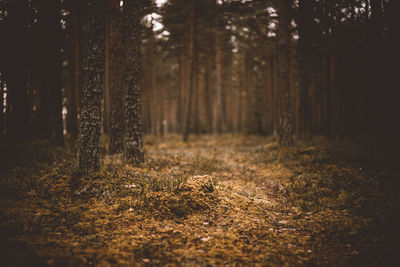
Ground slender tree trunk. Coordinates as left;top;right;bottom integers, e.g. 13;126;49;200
182;1;196;142
123;0;144;163
149;33;159;135
204;56;213;134
213;4;224;134
5;0;29;139
193;54;200;135
66;0;79;138
76;0;107;174
277;0;294;146
0;74;4;137
109;0;124;154
237;53;243;132
103;19;111;135
42;0;64;145
297;0;312;138
177;47;186;133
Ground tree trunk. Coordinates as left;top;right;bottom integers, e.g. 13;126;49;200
204;55;213;134
103;19;111;135
40;0;64;145
109;0;124;154
0;73;4;137
277;0;294;146
5;0;29;139
182;1;196;142
193;53;200;135
297;0;312;138
213;3;224;134
76;0;107;174
177;46;186;134
123;0;144;163
66;0;79;138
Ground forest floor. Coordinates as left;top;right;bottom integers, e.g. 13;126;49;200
0;134;399;266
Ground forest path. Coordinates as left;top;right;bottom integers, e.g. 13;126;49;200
1;135;397;266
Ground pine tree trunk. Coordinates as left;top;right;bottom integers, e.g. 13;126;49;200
76;0;107;174
0;74;4;137
5;1;29;139
123;0;144;163
43;0;64;145
66;0;79;138
213;4;224;134
103;20;111;135
277;0;294;146
204;55;213;134
297;0;312;138
182;1;196;142
109;0;124;154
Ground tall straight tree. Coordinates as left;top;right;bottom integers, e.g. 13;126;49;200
296;0;313;138
123;0;144;163
182;0;196;142
4;0;29;139
277;0;294;146
76;0;107;174
37;0;64;145
213;0;224;134
109;0;124;154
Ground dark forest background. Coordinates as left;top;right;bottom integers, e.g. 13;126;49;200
0;0;399;147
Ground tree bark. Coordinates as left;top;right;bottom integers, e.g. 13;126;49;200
109;0;124;154
103;19;111;135
182;1;196;142
204;55;213;134
213;3;224;134
5;0;29;139
39;0;64;145
297;0;312;138
64;0;81;138
76;0;107;174
277;0;294;146
123;0;144;163
0;73;4;137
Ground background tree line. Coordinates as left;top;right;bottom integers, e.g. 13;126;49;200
0;0;399;172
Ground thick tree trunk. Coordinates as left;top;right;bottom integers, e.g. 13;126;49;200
109;0;124;154
123;0;144;163
277;0;294;146
76;0;106;174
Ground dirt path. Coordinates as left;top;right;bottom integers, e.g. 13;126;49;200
0;135;398;266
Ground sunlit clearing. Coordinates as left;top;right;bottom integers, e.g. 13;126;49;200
156;0;167;7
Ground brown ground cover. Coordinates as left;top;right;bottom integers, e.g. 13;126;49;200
0;135;398;266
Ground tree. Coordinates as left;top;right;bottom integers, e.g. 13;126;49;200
182;0;196;142
277;0;294;146
296;0;313;138
37;0;64;145
123;0;144;163
109;0;124;154
3;0;29;139
213;0;225;134
76;0;107;174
